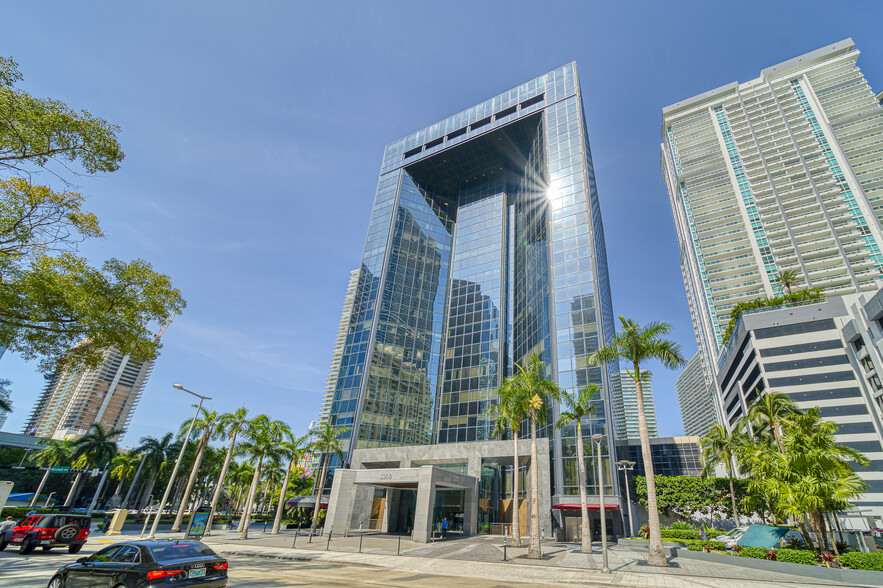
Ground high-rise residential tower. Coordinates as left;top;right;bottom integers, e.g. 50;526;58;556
614;370;658;440
662;39;883;375
326;63;621;508
676;352;718;437
319;268;362;425
23;321;172;440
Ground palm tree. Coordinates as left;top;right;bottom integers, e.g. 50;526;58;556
487;380;529;548
109;452;141;507
66;423;122;507
29;439;72;507
588;316;685;568
171;407;220;532
555;384;598;554
700;424;746;528
206;407;248;534
747;391;796;453
237;415;287;539
309;421;350;533
0;379;11;413
272;431;311;534
775;269;800;295
134;433;174;509
229;461;254;513
507;354;561;559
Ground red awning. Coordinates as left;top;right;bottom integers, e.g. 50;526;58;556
553;503;620;511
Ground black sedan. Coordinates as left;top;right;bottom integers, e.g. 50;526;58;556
46;540;228;587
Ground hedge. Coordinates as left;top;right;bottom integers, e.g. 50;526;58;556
660;529;701;540
838;551;883;571
685;540;727;551
774;549;817;566
739;546;771;559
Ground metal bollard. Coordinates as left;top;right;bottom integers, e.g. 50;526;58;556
263;521;267;533
308;531;313;544
292;530;298;549
359;534;363;553
345;528;348;538
503;542;507;561
326;530;332;551
397;535;401;556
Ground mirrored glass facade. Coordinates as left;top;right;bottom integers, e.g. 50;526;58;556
328;62;620;500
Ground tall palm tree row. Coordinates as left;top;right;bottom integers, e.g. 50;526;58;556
67;424;123;507
588;317;685;568
171;406;220;532
272;431;311;534
555;384;598;554
29;439;72;507
134;432;175;509
236;415;288;539
206;407;249;534
309;421;350;533
109;452;141;507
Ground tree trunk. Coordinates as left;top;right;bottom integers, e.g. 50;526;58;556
575;421;591;554
797;520;815;550
727;469;739;528
635;375;667;567
139;472;157;510
206;431;238;534
272;457;294;534
172;431;210;532
259;477;271;514
825;512;839;556
833;512;844;543
527;406;541;559
30;469;51;507
239;454;264;540
123;453;147;509
311;454;328;533
511;426;522;547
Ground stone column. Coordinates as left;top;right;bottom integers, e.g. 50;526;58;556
325;469;357;534
412;466;437;543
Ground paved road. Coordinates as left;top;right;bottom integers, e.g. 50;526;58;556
0;541;558;587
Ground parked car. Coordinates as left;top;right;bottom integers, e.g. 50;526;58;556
46;540;228;588
713;526;747;548
0;513;91;554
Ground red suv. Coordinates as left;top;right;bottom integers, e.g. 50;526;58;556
0;514;91;554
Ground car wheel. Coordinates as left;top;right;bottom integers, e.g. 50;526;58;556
47;575;65;588
20;536;35;554
67;544;83;554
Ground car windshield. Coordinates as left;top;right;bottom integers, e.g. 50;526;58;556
148;542;218;564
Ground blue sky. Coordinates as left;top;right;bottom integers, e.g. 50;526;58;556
2;1;882;445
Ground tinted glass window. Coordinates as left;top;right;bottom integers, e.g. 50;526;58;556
89;546;121;562
148;542;217;563
46;516;89;528
111;545;140;563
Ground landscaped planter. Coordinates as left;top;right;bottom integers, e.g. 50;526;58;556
672;547;883;585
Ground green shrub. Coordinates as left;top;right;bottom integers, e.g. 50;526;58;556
838;551;883;571
660;529;701;540
775;549;818;566
686;540;727;552
739;546;771;559
666;521;695;530
0;507;55;519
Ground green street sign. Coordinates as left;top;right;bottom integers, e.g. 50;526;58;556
49;466;70;473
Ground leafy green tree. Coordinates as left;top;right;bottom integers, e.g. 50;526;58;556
272;431;311;534
555;384;597;554
237;415;287;539
0;56;184;371
171;407;221;532
589;317;685;567
206;407;249;534
28;439;72;506
309;421;350;533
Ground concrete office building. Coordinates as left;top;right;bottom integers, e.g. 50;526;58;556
23;321;172;440
676;352;719;437
662;39;883;381
320;268;362;424
324;63;622;542
718;290;883;524
614;370;658;440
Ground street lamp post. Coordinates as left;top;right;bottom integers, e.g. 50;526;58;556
147;384;211;539
616;460;636;537
591;434;609;574
44;492;56;508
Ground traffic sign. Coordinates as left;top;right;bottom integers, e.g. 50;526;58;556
49;466;70;474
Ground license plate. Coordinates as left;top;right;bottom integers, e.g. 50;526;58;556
188;568;206;578
42;540;53;544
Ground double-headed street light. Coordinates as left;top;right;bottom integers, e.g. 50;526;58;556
591;433;610;574
147;384;211;540
616;460;637;537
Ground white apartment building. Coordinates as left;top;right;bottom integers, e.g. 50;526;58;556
662;39;883;375
615;370;658;440
319;268;362;424
676;352;719;438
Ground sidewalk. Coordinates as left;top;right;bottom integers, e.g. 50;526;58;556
116;527;875;588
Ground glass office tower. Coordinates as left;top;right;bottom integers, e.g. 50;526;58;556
328;63;620;499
